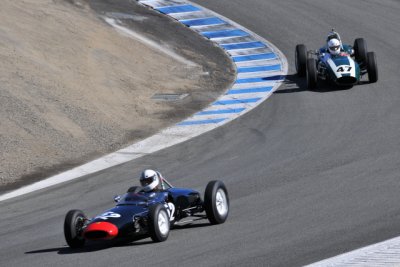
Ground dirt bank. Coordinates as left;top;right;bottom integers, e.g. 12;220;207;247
0;0;235;192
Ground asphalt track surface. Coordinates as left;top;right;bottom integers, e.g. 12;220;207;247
1;0;399;266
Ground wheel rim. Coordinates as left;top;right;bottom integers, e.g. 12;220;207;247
215;189;228;216
75;216;85;238
158;210;169;236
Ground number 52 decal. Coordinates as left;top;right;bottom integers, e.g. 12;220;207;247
95;211;121;220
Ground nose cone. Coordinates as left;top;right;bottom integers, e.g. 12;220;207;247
83;222;118;240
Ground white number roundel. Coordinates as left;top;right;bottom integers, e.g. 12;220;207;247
96;211;121;220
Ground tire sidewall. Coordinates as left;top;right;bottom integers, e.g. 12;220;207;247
64;209;86;248
204;180;229;224
354;38;368;64
367;52;378;83
148;204;170;242
306;58;317;89
296;44;307;77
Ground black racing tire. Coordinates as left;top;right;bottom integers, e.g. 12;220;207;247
306;58;318;90
148;204;170;242
204;180;229;225
295;44;307;77
354;38;368;64
367;51;378;83
64;209;86;248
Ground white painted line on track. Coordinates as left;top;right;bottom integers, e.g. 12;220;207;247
305;236;400;266
0;0;287;202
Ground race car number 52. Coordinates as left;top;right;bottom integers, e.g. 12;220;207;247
96;211;121;220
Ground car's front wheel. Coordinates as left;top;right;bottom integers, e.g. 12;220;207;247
295;44;307;77
306;58;318;90
64;209;86;248
148;204;170;242
204;180;229;224
354;38;368;64
367;51;378;83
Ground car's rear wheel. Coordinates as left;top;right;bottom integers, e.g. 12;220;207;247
354;38;367;64
306;58;318;90
64;209;86;248
148;204;170;242
204;180;229;224
367;51;378;83
295;44;307;77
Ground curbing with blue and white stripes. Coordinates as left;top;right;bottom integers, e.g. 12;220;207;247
0;0;287;202
138;0;287;127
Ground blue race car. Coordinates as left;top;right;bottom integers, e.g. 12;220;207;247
64;179;229;248
295;30;378;89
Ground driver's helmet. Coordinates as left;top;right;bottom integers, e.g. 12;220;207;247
140;169;160;192
328;38;341;55
326;29;341;42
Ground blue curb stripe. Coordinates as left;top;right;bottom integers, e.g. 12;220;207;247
178;118;227;126
233;53;276;62
180;17;226;27
237;64;281;73
213;98;261;105
227;86;273;94
235;75;284;84
201;29;249;39
221;41;266;50
196;108;245;115
156;5;201;14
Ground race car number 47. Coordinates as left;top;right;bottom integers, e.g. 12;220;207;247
337;66;352;72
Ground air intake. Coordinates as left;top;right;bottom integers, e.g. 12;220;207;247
83;221;118;240
337;76;357;85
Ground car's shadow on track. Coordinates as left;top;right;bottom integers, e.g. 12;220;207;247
24;222;212;255
24;238;154;255
274;74;354;94
172;222;211;230
25;245;115;255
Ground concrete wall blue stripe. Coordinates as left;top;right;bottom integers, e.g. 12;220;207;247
213;98;261;105
237;64;281;73
227;87;273;94
178;118;227;125
235;75;283;84
233;53;276;62
180;17;226;27
156;5;200;14
196;108;245;115
201;29;249;39
221;41;266;50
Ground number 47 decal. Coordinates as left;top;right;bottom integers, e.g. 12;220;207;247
337;66;352;72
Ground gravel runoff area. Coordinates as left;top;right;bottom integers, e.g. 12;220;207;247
0;0;235;193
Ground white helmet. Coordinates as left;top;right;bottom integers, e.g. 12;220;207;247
140;169;160;192
328;38;341;55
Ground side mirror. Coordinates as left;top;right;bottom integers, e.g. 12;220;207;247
114;195;121;203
